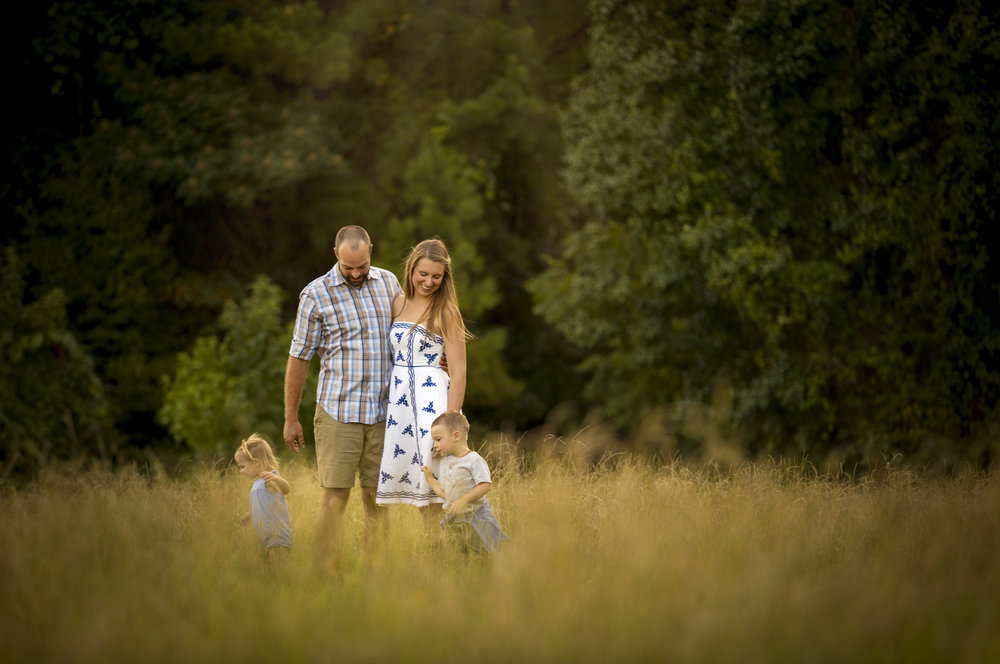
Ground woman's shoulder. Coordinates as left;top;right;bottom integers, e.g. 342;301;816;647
441;302;467;335
391;293;407;317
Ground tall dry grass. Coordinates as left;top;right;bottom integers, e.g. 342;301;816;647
1;448;998;663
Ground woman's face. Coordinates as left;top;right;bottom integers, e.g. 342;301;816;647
411;258;445;297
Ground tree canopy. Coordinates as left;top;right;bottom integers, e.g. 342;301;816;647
3;0;588;472
3;0;999;473
532;0;1000;462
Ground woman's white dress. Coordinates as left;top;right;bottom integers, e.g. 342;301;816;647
375;321;448;506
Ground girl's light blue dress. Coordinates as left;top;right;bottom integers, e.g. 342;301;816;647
249;472;293;550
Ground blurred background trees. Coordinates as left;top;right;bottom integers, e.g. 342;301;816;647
2;0;998;475
3;0;587;473
531;0;1000;463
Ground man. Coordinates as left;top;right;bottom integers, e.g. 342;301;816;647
284;225;402;559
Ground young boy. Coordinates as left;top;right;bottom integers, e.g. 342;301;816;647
421;410;509;554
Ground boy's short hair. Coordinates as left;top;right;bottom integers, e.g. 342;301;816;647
432;410;469;437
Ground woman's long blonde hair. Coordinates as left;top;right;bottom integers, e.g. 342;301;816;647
402;238;470;342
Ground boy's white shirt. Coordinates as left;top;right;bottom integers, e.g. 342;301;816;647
439;451;492;514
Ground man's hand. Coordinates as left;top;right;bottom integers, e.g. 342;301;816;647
284;419;305;453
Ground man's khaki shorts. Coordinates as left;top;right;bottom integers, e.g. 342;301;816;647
313;406;385;489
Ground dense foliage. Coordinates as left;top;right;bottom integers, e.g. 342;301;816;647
2;0;586;471
3;0;999;472
532;0;1000;460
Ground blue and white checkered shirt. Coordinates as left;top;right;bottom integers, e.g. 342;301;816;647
289;264;402;425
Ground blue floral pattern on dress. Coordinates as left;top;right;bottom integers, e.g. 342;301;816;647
376;321;450;506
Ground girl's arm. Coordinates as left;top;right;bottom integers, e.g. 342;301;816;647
260;471;291;495
442;313;467;411
421;466;445;498
446;481;491;517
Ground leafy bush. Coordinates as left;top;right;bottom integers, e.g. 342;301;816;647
0;248;113;479
159;275;315;456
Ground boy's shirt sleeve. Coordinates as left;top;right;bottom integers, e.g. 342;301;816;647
470;453;492;486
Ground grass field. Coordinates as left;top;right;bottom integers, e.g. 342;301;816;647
2;446;998;663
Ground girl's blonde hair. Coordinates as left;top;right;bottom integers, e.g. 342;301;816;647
235;433;279;472
402;238;471;342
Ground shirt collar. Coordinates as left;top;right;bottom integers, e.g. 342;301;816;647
331;264;382;287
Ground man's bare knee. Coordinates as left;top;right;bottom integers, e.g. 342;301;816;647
321;487;351;515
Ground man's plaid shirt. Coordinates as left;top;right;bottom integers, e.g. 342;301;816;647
289;264;402;425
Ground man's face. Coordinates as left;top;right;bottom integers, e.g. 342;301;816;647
335;243;372;288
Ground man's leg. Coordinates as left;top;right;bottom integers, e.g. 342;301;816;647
359;422;387;545
359;486;383;544
314;406;364;566
317;487;351;563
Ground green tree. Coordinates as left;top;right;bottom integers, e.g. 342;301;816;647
7;0;590;463
533;0;1000;461
16;143;178;441
0;248;112;478
353;3;588;423
159;275;314;456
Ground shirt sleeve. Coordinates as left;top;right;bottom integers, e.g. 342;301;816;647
469;454;492;486
289;288;324;359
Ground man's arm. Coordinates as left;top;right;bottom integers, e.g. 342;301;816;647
283;356;310;452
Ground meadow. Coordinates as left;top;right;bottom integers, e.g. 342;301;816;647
2;443;999;663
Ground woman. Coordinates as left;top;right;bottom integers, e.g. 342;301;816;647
376;238;469;513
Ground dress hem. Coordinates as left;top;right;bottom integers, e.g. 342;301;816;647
375;493;444;506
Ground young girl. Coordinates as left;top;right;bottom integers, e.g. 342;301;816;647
377;238;470;521
235;434;293;563
421;410;508;554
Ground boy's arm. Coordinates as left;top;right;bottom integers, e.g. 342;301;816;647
447;482;491;517
260;471;291;495
421;466;445;498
